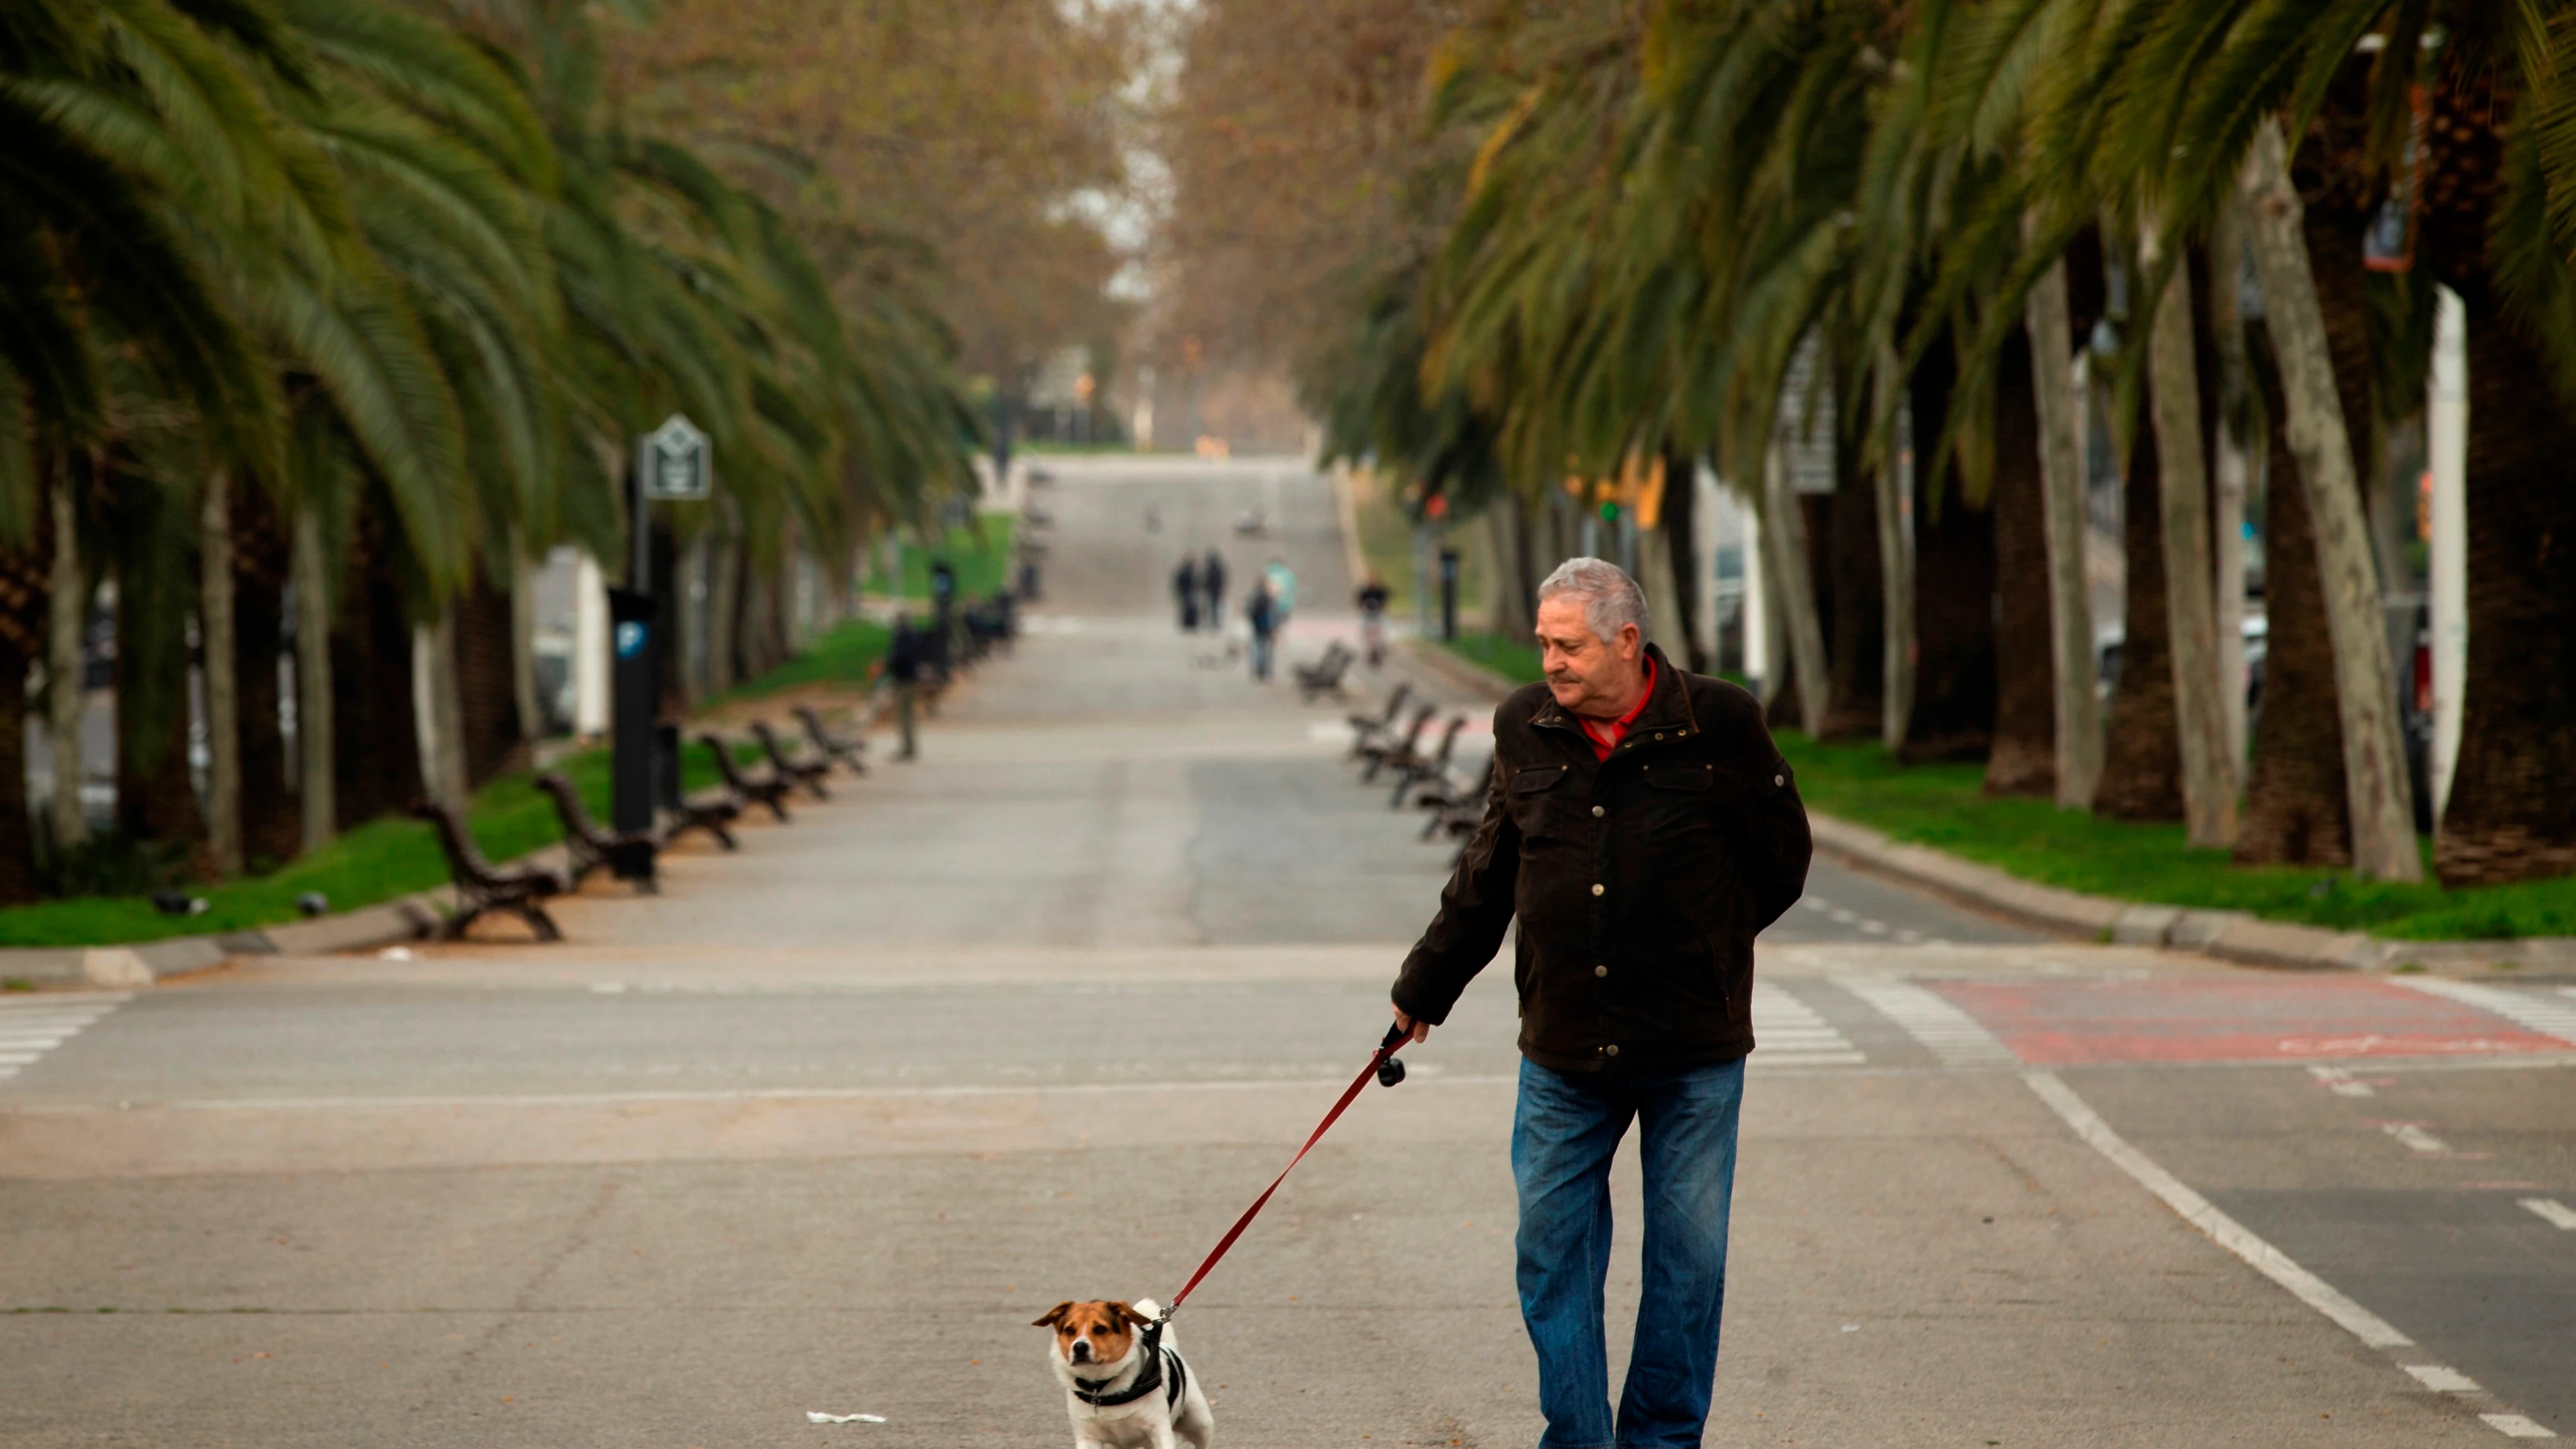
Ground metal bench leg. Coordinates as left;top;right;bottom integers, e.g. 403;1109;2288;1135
514;901;563;943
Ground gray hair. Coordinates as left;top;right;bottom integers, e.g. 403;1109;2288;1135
1536;557;1648;643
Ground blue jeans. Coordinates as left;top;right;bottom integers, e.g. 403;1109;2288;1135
1513;1056;1745;1449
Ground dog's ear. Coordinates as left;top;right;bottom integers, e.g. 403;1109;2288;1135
1032;1302;1076;1328
1110;1301;1155;1330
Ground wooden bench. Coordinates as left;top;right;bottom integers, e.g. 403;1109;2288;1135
698;733;794;821
793;703;869;776
413;800;568;941
749;720;833;801
534;771;659;893
1346;683;1411;757
1358;703;1438;783
1384;714;1466;807
1293;642;1354;703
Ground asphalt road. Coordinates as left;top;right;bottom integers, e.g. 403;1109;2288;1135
3;454;2570;1448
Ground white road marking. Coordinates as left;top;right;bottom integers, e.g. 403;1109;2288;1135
1841;978;2019;1067
1857;919;1890;935
2519;1198;2576;1230
1752;983;1867;1068
2023;1070;2413;1348
1829;908;1859;925
2393;978;2576;1046
2308;1065;2375;1098
2404;1364;2483;1393
2382;1122;2452;1154
1800;896;1830;911
1893;928;1923;945
0;994;129;1087
2482;1414;2557;1439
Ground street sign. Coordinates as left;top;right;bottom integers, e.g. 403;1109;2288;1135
638;414;711;501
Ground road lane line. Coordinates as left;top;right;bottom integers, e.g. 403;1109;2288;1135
2022;1070;2413;1348
1842;978;2019;1066
2393;978;2576;1046
2308;1065;2376;1098
2482;1415;2556;1439
2403;1365;2483;1393
2382;1123;2452;1154
2519;1198;2576;1230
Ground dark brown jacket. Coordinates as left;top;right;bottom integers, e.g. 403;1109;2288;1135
1391;646;1810;1074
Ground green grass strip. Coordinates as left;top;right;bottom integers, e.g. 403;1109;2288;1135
0;619;893;948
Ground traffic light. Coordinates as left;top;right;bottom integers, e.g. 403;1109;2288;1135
1599;499;1620;523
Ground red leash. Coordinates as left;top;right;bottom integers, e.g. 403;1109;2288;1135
1161;1023;1411;1319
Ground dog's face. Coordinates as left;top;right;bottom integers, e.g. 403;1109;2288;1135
1033;1300;1152;1370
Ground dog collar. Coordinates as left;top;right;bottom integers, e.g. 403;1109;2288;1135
1070;1324;1185;1410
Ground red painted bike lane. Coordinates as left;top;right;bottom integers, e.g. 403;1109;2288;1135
1928;975;2567;1065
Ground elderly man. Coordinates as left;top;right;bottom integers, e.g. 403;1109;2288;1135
1390;557;1810;1449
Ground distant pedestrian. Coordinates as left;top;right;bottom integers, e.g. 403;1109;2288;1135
884;613;926;760
1355;572;1391;668
1387;558;1810;1449
1174;556;1202;631
1263;559;1297;633
1245;582;1278;681
1202;549;1229;629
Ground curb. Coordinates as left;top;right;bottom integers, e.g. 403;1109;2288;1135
1390;638;2576;975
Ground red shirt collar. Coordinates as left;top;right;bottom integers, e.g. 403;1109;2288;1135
1579;657;1656;760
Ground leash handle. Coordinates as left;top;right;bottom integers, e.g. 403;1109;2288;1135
1163;1025;1409;1319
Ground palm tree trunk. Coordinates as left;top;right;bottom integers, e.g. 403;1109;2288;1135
331;534;423;830
228;483;297;869
1903;333;1997;761
1658;449;1708;672
199;469;242;876
0;631;33;904
2208;204;2254;787
2095;397;2184;822
1760;438;1830;734
2238;324;2350;865
412;607;468;811
2236;116;2421;882
47;463;86;852
454;569;528;788
2431;289;2576;885
2142;231;2237;849
2023;249;2103;808
1823;401;1883;741
1987;330;2055;795
114;565;213;877
1873;346;1916;750
293;507;336;851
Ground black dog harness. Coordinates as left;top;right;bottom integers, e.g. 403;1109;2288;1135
1071;1323;1187;1411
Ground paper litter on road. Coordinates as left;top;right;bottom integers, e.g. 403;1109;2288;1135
807;1411;886;1424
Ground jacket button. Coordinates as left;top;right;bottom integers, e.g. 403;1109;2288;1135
1773;773;1785;786
1590;805;1605;817
1604;1044;1620;1058
1654;731;1664;740
1591;883;1605;896
1594;965;1608;978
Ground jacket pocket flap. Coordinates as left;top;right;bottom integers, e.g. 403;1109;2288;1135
1508;765;1568;793
1645;763;1715;791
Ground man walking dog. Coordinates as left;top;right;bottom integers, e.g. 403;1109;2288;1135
1390;558;1810;1449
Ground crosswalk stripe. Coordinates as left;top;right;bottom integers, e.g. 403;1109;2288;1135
0;993;131;1085
2393;978;2576;1046
1838;978;2019;1066
1752;982;1867;1068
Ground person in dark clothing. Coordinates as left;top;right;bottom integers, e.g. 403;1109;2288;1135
1355;573;1391;668
1173;556;1201;631
1244;582;1277;681
1201;549;1228;629
1388;557;1810;1449
884;614;926;760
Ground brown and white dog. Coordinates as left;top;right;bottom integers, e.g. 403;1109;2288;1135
1034;1297;1215;1449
